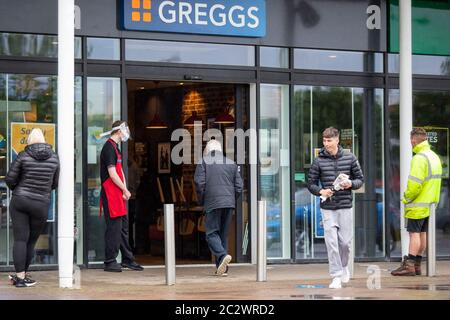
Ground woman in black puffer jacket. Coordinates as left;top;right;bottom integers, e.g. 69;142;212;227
5;128;60;288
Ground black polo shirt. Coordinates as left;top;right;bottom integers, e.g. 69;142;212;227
100;140;120;184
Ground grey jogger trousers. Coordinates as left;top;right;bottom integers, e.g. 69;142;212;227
321;208;353;278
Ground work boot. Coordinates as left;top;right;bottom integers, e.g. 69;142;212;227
391;255;416;276
415;257;422;275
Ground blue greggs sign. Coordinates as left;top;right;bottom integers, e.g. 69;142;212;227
122;0;266;37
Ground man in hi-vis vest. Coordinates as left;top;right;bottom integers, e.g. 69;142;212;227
392;128;442;276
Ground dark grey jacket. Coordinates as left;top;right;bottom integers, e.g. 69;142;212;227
5;143;60;202
194;151;243;213
307;146;364;210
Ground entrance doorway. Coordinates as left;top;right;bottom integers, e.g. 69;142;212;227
126;80;251;265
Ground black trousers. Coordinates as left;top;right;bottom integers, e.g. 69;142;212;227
101;190;135;265
10;195;49;273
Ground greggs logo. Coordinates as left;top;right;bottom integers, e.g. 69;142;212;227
131;0;152;22
122;0;266;37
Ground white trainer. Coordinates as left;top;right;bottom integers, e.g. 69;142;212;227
329;277;342;289
341;266;350;283
216;255;232;276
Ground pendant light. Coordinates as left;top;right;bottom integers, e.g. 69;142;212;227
184;111;204;127
214;107;235;125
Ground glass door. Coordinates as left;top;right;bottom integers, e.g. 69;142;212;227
293;86;385;260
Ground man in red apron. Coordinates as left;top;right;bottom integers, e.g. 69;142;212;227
100;120;143;272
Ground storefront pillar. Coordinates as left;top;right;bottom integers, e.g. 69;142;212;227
399;0;413;257
57;0;75;288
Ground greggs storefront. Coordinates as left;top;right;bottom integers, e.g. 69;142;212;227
0;0;449;271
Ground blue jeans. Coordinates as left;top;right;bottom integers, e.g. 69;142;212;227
205;208;233;267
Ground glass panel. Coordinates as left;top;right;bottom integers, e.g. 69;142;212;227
0;33;82;59
87;77;121;263
75;37;82;59
293;86;385;259
294;49;383;73
388;90;450;257
6;74;58;265
0;75;82;267
87;38;120;60
0;74;6;265
126;39;255;66
74;77;83;264
353;88;385;258
260;84;290;259
260;47;289;68
388;53;450;76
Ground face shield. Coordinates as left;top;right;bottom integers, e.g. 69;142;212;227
100;122;131;142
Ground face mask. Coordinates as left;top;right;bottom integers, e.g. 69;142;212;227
120;125;130;142
100;122;131;142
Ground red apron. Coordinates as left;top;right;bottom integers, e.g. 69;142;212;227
99;139;127;218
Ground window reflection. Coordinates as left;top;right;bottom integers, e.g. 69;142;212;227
294;49;383;73
260;47;289;68
87;38;120;60
293;86;385;259
126;39;255;66
0;33;82;59
388;54;450;76
388;90;450;257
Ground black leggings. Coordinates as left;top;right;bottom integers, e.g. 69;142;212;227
10;195;49;273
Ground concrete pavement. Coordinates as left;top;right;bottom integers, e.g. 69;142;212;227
1;261;450;300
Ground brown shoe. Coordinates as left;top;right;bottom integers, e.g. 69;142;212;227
415;259;422;275
391;256;416;276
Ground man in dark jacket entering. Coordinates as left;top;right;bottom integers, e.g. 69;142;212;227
307;127;364;289
194;139;243;276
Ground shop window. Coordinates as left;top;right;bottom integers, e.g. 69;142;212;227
294;49;383;73
260;47;289;68
0;74;83;267
388;53;450;76
125;39;255;67
293;86;385;259
0;33;81;59
388;89;450;258
87;38;120;60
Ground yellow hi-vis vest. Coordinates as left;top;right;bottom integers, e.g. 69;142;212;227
401;140;442;220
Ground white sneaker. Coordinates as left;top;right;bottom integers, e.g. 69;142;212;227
216;255;232;276
329;277;342;289
341;266;350;283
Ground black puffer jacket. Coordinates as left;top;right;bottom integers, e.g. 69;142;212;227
5;143;60;202
307;146;364;210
